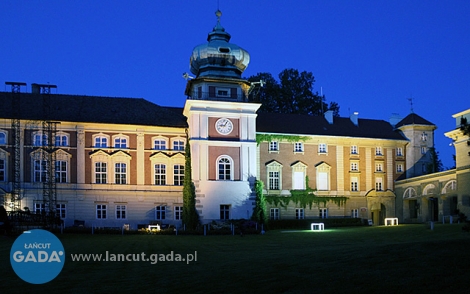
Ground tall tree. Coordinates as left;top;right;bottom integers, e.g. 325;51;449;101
427;147;444;173
182;129;199;230
247;68;340;116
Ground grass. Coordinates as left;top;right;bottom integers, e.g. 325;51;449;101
1;224;470;293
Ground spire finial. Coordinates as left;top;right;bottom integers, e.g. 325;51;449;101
407;96;414;113
216;9;222;22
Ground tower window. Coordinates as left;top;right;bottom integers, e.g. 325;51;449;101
218;47;230;53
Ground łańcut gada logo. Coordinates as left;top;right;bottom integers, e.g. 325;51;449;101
10;229;65;284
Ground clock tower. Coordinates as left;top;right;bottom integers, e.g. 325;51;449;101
183;10;261;222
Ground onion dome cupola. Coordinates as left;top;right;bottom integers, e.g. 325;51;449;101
189;10;250;79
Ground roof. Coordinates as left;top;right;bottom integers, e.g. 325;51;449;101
256;112;406;140
0;92;188;128
395;113;434;128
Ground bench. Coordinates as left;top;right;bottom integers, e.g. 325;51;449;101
384;218;398;226
311;223;325;231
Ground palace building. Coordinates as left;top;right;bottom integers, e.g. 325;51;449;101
1;11;466;228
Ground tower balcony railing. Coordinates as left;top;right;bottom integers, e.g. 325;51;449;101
186;91;249;102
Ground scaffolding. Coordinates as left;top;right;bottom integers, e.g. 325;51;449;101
33;83;60;224
5;82;26;211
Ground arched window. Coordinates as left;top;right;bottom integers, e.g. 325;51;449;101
217;156;232;180
442;180;457;194
403;187;417;199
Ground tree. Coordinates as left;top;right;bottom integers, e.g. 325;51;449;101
251;180;267;226
182;129;199;230
460;117;470;136
427;147;444;173
247;68;340;116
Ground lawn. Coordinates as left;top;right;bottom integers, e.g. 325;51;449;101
1;224;470;293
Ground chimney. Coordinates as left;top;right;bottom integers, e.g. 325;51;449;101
350;111;359;126
324;110;334;124
31;83;40;94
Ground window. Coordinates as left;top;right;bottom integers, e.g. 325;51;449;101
351;145;358;154
35;203;45;214
375;146;383;156
174;206;183;220
154;164;166;185
270;208;279;220
34;160;48;182
116;205;127;219
154;139;166;150
173;140;185;151
155;205;166;220
295;208;304;220
115;163;127;184
55;161;67;183
292;171;305;190
397;164;403;173
56;204;66;219
94;136;108;148
319;208;328;219
114;137;127;149
217;157;232;180
294;142;304;153
0;132;6;145
376;163;383;172
220;205;230;220
55;134;68;147
0;159;5;181
34;133;47;146
95;162;107;184
375;177;383;191
421;146;426;154
268;171;280;190
291;162;307;190
318;143;327;153
217;88;230;97
269;141;279;152
351;209;358;218
317;172;328;191
266;161;282;191
396;147;403;157
173;165;184;185
350;162;358;171
421;132;428;141
351;177;358;191
96;204;107;219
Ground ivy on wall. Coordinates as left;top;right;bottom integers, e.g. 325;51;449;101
256;133;310;145
264;176;348;209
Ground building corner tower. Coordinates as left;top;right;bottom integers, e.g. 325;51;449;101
183;10;261;222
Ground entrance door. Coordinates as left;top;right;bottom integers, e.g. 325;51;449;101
429;198;438;221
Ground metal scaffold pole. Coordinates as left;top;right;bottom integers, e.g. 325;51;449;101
5;82;26;211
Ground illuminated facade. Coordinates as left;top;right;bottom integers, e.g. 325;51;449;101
1;11;454;228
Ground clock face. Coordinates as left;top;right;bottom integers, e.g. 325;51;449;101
215;118;233;135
